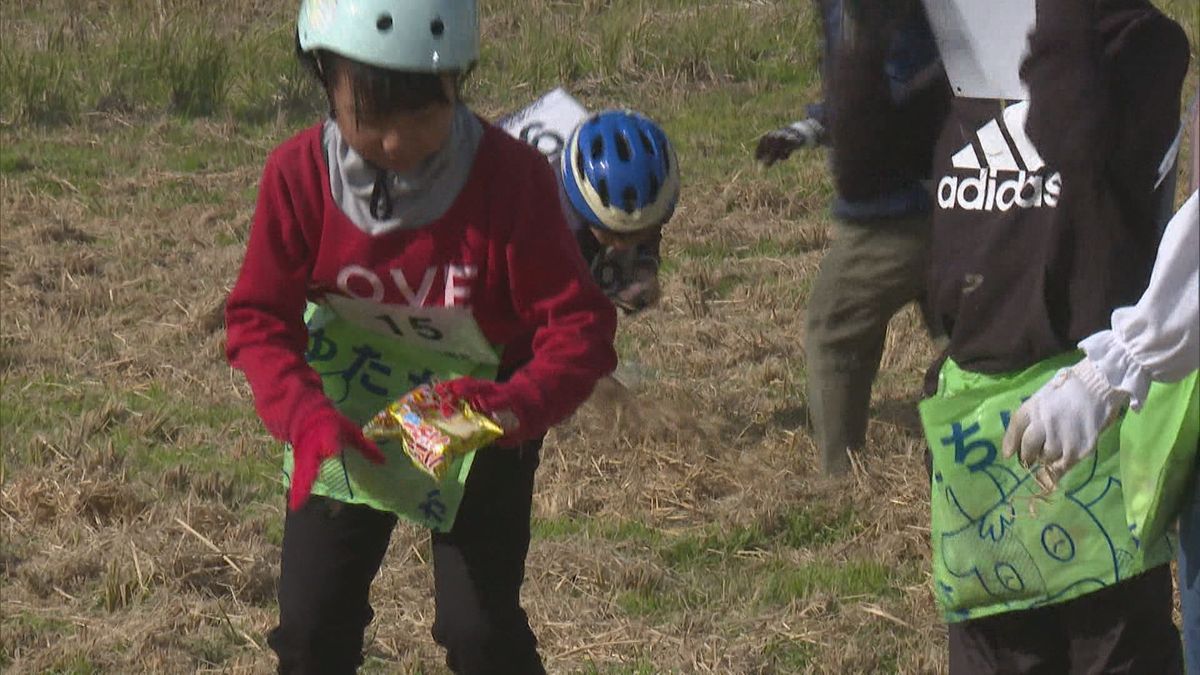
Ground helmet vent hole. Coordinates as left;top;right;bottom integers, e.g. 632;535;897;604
430;18;446;37
597;179;611;207
648;175;660;201
575;149;587;181
639;131;655;154
615;133;632;162
376;14;394;32
622;187;638;213
590;137;604;160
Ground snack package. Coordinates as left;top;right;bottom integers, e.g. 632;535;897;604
363;384;504;480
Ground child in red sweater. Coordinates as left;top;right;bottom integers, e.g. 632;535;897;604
223;1;617;672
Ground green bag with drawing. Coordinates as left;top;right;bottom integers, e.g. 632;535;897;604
919;354;1197;622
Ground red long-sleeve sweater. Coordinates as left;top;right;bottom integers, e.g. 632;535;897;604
225;120;618;447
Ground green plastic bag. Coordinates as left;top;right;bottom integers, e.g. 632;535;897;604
919;355;1197;623
284;303;501;532
1120;370;1199;547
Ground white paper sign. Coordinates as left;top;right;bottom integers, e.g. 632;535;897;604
921;0;1036;100
324;295;501;366
497;87;590;162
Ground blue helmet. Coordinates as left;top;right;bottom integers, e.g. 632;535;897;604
560;110;680;233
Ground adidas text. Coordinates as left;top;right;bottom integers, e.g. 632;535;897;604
937;169;1062;212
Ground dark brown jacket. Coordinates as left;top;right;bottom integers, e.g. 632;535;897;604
928;0;1189;374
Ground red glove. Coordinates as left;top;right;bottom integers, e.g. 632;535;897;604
290;410;385;511
435;377;525;443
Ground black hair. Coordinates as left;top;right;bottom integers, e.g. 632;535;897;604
295;36;464;121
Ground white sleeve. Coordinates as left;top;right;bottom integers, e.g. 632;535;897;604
1080;190;1200;409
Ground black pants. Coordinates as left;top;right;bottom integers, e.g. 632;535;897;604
267;443;546;675
948;565;1183;675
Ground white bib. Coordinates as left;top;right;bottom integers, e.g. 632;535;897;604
498;87;590;163
921;0;1036;100
325;295;501;366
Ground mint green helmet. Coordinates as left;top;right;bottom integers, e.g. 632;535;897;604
297;0;479;72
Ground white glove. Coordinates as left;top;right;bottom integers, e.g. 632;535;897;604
754;118;827;167
1001;358;1130;475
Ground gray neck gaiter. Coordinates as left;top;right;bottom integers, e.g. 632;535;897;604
324;103;483;235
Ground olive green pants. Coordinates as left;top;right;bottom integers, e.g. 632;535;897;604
804;214;934;474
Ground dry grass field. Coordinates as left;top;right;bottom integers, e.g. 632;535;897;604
1;1;1196;672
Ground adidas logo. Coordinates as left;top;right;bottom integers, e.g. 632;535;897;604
937;101;1063;212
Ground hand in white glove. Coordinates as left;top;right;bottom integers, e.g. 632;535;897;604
1001;358;1130;475
754;118;827;167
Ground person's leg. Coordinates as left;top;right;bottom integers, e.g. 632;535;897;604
430;441;546;675
804;214;930;473
1178;471;1200;674
947;604;1066;674
268;496;397;675
1064;565;1183;675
